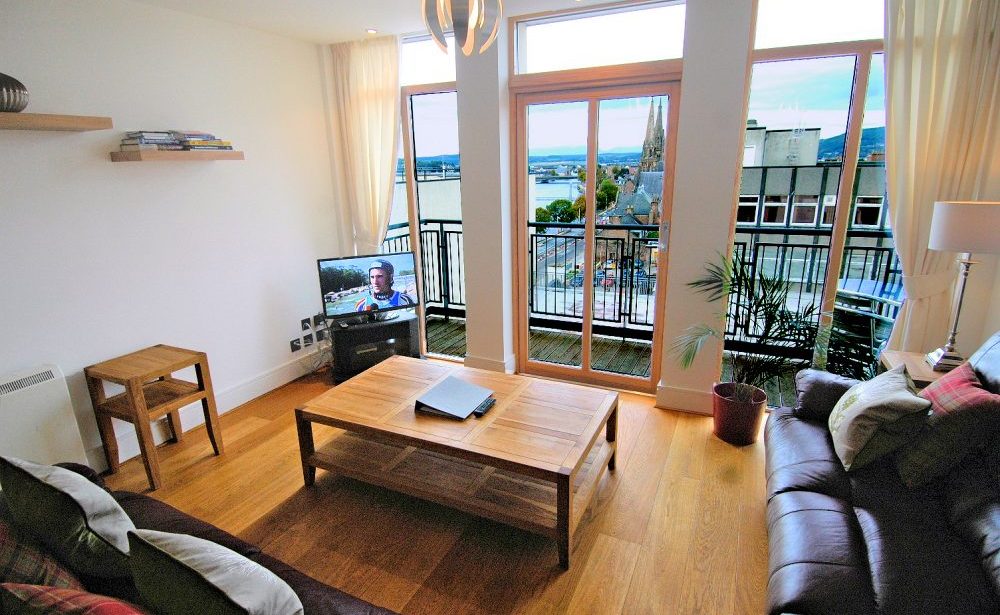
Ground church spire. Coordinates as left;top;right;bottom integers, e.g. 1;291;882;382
643;99;656;146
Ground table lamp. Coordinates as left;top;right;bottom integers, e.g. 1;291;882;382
925;200;1000;371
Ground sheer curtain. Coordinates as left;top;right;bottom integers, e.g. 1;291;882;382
884;0;1000;352
326;36;401;255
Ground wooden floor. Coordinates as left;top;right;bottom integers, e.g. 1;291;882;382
104;368;768;615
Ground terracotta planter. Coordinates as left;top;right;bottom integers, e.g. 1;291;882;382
712;382;767;446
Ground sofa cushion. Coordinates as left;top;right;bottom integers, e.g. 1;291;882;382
968;330;1000;393
793;368;860;421
945;446;1000;596
0;514;84;590
0;583;149;614
766;491;876;615
127;529;303;615
112;492;259;558
895;362;1000;488
0;458;133;579
764;407;851;502
828;365;930;471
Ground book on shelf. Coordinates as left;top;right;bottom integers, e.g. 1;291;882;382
415;376;496;420
184;145;234;150
182;140;232;147
125;131;174;139
121;137;181;145
120;144;185;151
171;130;216;140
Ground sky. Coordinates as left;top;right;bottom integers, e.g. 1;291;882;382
401;0;886;157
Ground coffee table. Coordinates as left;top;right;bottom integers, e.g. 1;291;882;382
295;356;618;569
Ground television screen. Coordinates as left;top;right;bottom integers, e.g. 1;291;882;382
318;252;419;320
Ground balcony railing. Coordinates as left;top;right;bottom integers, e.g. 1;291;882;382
382;218;901;371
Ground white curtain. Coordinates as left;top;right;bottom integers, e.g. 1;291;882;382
326;36;401;255
884;0;1000;352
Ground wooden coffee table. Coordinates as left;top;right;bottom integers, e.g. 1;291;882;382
295;356;618;569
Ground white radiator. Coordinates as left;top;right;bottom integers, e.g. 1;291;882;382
0;365;89;465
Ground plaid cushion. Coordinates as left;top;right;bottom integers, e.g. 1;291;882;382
0;516;83;589
895;363;1000;488
0;583;149;614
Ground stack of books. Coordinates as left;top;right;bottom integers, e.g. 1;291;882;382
116;130;235;152
172;131;233;151
118;131;184;151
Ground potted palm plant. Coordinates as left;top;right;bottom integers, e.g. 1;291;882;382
673;253;818;445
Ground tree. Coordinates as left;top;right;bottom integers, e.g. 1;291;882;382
573;195;587;220
596;178;619;211
546;199;576;223
534;206;553;233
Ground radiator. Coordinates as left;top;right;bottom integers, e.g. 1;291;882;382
0;365;89;465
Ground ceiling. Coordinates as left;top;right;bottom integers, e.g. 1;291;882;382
132;0;594;44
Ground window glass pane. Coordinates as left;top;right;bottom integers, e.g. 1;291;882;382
755;0;884;49
520;3;685;74
400;36;455;86
410;92;466;358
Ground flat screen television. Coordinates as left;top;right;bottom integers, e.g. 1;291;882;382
317;252;419;321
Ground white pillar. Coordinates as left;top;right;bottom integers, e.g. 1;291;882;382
454;29;515;372
657;0;757;413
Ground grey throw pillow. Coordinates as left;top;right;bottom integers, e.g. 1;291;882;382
794;369;861;421
828;365;931;471
129;529;304;615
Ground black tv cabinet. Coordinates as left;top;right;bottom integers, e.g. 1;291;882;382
329;314;421;383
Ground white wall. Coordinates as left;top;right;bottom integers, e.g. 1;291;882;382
0;0;338;468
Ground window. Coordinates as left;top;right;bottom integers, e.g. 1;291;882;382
761;195;788;224
515;2;685;74
400;36;455;86
852;196;883;227
821;194;837;225
755;0;884;49
791;195;819;225
737;195;759;224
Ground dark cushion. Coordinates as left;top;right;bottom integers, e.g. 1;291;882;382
248;552;398;615
764;407;852;502
766;490;876;615
895;363;1000;488
0;458;133;580
128;530;303;615
969;330;1000;393
0;582;150;614
793;368;860;421
112;491;259;558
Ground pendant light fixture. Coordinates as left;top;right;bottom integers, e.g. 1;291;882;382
421;0;504;56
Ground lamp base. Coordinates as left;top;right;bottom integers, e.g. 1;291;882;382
925;347;965;372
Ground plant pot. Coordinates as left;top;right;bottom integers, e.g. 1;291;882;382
712;382;767;446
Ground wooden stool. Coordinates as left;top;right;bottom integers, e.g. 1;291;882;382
84;345;224;490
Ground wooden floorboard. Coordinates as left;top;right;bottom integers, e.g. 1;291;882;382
104;369;768;615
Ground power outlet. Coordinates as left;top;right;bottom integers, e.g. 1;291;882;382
289;338;302;352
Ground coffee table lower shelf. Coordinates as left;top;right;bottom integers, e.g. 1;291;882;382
304;430;614;567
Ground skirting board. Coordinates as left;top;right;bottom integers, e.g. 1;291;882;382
86;351;321;470
656;384;713;416
463;353;515;373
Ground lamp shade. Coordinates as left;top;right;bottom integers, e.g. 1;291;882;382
928;201;1000;254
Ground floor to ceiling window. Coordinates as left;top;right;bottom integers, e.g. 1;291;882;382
511;2;684;392
730;0;889;400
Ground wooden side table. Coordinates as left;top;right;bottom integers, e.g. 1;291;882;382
879;350;946;390
85;345;224;490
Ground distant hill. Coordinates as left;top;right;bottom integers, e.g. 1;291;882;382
817;126;885;160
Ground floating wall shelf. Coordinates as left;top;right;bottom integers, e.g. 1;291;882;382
110;150;245;162
0;112;113;132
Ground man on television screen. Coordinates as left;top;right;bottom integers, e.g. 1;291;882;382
355;259;416;312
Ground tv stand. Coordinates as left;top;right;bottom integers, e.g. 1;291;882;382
329;313;421;383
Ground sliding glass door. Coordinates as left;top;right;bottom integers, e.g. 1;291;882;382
515;83;679;392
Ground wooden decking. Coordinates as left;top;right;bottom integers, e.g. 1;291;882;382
426;316;797;405
425;316;652;378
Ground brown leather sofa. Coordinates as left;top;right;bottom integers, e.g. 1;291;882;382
764;332;1000;615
